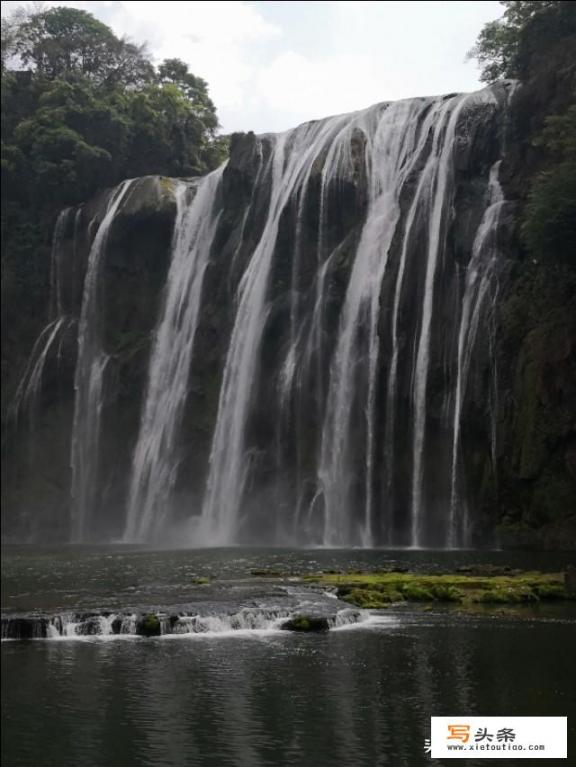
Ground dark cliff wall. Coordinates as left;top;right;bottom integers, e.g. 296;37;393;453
493;24;576;549
2;178;177;540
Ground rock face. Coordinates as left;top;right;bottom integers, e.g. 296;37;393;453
1;82;574;548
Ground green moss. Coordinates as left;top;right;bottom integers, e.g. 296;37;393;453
250;569;283;577
159;176;175;195
477;586;538;604
290;616;310;631
341;588;401;608
305;570;572;611
400;583;434;602
280;615;330;632
138;614;161;637
430;584;463;602
532;582;566;599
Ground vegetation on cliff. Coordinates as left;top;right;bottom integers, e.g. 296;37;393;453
1;6;227;414
469;1;576;547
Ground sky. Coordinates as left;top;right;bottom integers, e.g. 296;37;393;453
1;1;504;134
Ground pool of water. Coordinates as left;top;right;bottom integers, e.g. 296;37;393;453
2;546;575;766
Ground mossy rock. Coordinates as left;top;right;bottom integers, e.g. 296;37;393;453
341;587;401;608
476;586;538;604
400;584;435;602
136;614;161;637
280;615;330;632
250;569;283;577
308;569;569;611
430;584;463;602
532;583;566;600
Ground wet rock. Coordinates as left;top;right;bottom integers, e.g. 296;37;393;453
280;615;330;632
111;617;123;635
136;614;161;637
1;617;47;640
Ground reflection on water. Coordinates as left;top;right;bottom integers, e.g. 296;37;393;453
2;614;575;767
2;547;575;766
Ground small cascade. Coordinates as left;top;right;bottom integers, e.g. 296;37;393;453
448;162;507;547
49;207;71;319
2;605;364;640
10;317;73;425
124;168;225;542
70;180;135;542
10;209;75;425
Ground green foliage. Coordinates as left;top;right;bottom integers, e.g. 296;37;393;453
523;161;576;264
1;5;228;412
430;584;463;602
12;6;154;86
1;6;225;211
523;106;576;265
400;583;435;602
468;1;574;83
532;582;566;599
477;586;538;603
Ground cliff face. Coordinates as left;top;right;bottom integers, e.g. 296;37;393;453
1;77;574;548
493;26;576;550
3;177;177;540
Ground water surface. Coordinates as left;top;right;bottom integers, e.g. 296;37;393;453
2;546;575;766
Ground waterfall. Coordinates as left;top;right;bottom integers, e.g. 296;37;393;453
10;317;72;425
8;82;515;547
124;168;224;542
200;115;352;545
448;161;506;547
409;93;473;548
11;209;73;425
49;207;71;319
383;99;445;544
318;100;422;546
70;180;134;542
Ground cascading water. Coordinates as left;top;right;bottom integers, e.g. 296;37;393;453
10;209;74;425
8;82;516;547
199;115;354;545
70;180;135;542
448;161;508;548
124;169;224;542
409;93;473;548
318;98;454;547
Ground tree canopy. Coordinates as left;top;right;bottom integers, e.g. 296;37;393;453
1;5;227;212
467;1;575;83
469;1;576;267
12;6;154;85
1;5;228;368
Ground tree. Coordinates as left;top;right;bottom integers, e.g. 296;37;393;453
1;6;226;208
467;1;573;83
1;4;228;395
13;6;154;86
